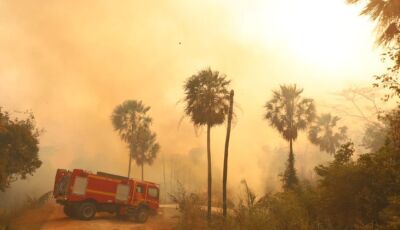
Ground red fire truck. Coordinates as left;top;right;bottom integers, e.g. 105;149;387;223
53;169;159;223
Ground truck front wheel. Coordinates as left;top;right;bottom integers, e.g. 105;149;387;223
77;202;96;220
135;207;149;223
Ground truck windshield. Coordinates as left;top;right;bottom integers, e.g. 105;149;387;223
55;175;70;196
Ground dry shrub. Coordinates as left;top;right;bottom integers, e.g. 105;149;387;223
0;191;52;230
170;181;208;230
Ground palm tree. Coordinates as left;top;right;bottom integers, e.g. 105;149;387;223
347;0;400;99
264;85;316;191
308;113;348;155
183;67;231;220
347;0;400;46
129;126;160;180
111;100;152;178
223;89;234;217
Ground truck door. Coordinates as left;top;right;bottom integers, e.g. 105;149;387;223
147;186;159;209
134;183;146;202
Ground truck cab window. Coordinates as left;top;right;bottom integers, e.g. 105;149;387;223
136;184;144;193
148;188;158;198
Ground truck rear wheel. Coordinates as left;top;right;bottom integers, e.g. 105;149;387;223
63;205;76;218
135;207;149;223
77;202;96;220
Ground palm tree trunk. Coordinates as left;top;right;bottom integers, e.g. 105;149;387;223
290;138;293;157
286;138;298;190
141;162;144;181
128;153;132;179
207;123;212;221
163;155;166;202
223;90;234;218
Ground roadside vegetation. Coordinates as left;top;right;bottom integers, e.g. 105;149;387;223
171;1;400;229
0;191;52;230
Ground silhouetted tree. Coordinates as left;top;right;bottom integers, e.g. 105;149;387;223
264;85;316;191
347;0;400;46
223;89;234;217
111;100;152;179
308;113;348;155
129;126;160;180
183;68;231;220
347;0;400;101
362;122;387;152
0;108;42;191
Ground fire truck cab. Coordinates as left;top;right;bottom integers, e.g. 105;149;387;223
53;169;159;223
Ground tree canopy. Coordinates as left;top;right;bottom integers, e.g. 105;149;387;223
0;108;42;191
111;100;159;179
265;85;316;142
183;68;231;128
308;113;348;155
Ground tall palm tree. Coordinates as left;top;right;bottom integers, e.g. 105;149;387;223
264;85;316;191
308;113;348;155
183;67;231;220
111;100;152;179
129;126;160;180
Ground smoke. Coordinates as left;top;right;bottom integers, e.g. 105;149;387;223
0;0;386;206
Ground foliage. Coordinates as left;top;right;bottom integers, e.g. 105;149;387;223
183;67;231;220
170;181;207;230
347;0;400;103
362;122;387;152
374;49;400;102
264;85;316;142
111;100;159;178
264;84;316;191
0;191;52;229
129;126;160;166
380;107;400;149
183;68;231;128
280;149;299;192
347;0;400;46
112;100;152;142
174;118;400;229
0;108;42;191
308;113;348;154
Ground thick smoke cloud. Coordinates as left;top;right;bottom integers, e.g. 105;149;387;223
0;0;384;205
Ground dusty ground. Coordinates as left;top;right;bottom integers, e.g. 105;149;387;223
10;202;180;230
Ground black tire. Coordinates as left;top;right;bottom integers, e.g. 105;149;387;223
135;207;149;223
77;202;97;220
63;205;76;218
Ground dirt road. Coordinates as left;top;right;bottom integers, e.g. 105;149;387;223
11;202;180;230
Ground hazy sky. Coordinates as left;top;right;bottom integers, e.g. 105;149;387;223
0;0;385;197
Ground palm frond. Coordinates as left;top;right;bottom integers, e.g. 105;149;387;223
264;84;315;142
183;68;231;128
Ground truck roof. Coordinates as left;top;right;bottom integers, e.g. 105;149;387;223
70;169;160;186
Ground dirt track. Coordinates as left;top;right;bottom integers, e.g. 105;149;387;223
11;202;180;230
